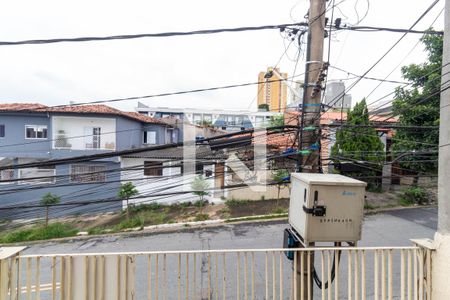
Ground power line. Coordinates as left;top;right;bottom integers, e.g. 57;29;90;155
329;65;411;84
4;75;301;108
317;0;441;119
0;23;307;46
0;125;298;170
362;6;445;101
339;26;443;35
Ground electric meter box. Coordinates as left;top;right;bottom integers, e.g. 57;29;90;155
289;173;367;244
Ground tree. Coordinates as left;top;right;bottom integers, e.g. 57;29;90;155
118;182;139;220
331;99;385;188
40;192;60;227
272;169;290;207
268;115;284;129
191;175;210;214
258;103;269;111
200;120;213;127
392;32;442;176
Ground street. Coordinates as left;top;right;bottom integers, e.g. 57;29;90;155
24;207;437;255
20;207;437;299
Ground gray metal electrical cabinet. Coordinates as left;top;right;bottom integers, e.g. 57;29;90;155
289;173;367;245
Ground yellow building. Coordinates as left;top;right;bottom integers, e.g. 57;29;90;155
257;67;288;112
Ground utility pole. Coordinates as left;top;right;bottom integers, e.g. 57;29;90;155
432;0;450;297
298;0;327;173
296;0;327;299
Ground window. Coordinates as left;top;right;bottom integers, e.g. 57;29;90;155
70;165;106;183
193;114;202;124
203;114;212;122
226;115;235;125
0;125;4;138
25;125;47;139
84;127;101;149
0;169;14;183
195;163;204;174
144;161;163;176
143;131;157;144
19;167;55;184
255;116;265;126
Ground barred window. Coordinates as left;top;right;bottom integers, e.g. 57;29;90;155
70;164;107;183
144;161;163;176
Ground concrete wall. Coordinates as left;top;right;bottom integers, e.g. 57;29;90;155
227;184;290;200
142;124;168;145
52;116;116;150
0;161;121;220
121;157;217;206
116;117;144;150
0;111;172;219
0;113;51;158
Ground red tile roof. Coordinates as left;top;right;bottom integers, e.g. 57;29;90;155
0;103;164;124
0;103;47;111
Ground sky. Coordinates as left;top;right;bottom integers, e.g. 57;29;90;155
0;0;445;112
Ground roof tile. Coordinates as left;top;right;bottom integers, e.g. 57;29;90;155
0;103;164;124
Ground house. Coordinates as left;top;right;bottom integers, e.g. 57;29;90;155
0;103;179;219
120;146;228;205
136;102;281;132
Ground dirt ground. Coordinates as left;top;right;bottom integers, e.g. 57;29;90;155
4;186;437;233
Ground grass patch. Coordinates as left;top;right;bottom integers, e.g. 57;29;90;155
364;202;378;210
88;227;106;235
141;210;170;225
129;203;162;213
114;215;145;231
225;199;250;207
0;223;78;244
400;186;427;205
194;214;209;222
272;207;287;214
399;198;414;206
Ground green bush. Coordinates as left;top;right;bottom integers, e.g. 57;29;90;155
194;200;208;208
143;211;169;225
0;223;78;243
225;199;250;207
401;186;428;205
194;214;209;221
130;203;162;213
179;201;193;208
88;227;105;235
273;207;287;214
115;215;144;230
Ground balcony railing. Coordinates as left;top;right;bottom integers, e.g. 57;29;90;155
0;245;433;300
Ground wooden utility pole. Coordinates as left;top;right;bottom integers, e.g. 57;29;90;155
296;0;327;299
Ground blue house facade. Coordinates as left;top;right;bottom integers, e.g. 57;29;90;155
0;103;178;219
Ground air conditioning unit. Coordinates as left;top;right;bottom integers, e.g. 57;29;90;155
289;173;367;245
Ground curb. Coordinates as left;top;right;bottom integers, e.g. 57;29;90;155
0;205;436;247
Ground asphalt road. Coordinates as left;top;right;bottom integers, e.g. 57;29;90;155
20;207;437;299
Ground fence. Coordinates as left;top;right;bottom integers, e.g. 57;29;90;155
0;246;433;300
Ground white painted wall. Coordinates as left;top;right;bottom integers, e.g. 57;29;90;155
52;116;116;150
120;157;217;207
